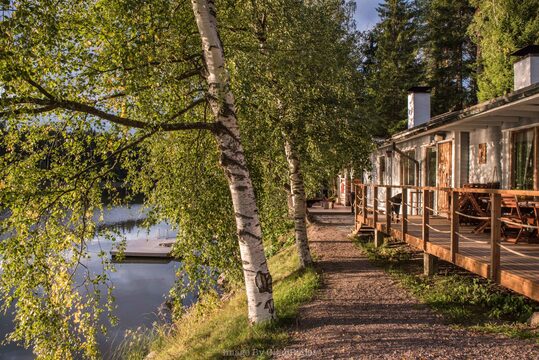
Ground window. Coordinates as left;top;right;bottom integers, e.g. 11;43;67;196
460;132;470;185
401;150;416;186
512;128;535;190
426;147;437;186
379;156;385;185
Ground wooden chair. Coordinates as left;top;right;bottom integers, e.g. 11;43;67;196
500;195;531;243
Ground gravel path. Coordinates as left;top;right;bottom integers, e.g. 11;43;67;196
277;213;539;359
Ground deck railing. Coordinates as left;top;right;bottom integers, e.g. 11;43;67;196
353;181;539;285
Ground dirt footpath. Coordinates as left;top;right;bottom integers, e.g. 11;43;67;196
277;214;539;359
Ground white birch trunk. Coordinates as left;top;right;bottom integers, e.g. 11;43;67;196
284;138;313;268
191;0;275;323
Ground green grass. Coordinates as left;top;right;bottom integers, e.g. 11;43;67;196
121;245;320;359
353;235;539;340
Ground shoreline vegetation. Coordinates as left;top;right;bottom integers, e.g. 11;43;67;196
119;225;539;359
353;234;539;341
117;242;320;359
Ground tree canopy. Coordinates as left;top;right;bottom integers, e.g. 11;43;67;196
469;0;539;100
0;0;369;357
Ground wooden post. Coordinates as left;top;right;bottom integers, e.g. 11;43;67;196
424;253;438;276
533;127;539;190
450;190;459;263
373;186;378;227
374;229;384;248
402;188;408;237
422;189;429;251
385;187;391;233
490;193;501;283
362;185;367;224
423;189;437;276
353;183;359;231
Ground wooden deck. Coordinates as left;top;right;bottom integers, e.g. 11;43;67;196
357;211;539;302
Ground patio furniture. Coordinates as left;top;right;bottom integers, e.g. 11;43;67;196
458;183;498;233
500;195;535;243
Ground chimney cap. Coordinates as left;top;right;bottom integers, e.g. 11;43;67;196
511;45;539;57
407;86;431;93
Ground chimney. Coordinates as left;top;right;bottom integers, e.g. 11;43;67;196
511;45;539;91
407;86;431;129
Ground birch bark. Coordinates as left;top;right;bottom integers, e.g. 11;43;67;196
284;138;313;268
191;0;275;323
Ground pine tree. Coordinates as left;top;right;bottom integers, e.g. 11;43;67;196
361;0;424;137
421;0;477;114
469;0;539;101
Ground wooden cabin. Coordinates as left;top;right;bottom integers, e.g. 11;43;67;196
356;45;539;303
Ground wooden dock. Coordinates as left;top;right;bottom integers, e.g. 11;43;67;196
110;238;176;261
355;183;539;302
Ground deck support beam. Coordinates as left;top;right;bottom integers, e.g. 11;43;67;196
385;188;391;233
422;190;429;247
422;189;429;250
362;185;367;224
450;190;459;263
402;189;408;237
373;186;378;227
374;229;384;248
424;253;438;276
490;193;501;283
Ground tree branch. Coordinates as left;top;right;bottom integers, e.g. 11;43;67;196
0;104;58;117
1;96;214;132
97;68;202;101
25;79;55;99
69;130;156;181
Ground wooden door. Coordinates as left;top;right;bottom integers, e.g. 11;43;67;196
437;141;452;214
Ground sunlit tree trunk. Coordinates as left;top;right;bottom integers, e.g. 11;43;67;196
284;138;313;268
191;0;275;323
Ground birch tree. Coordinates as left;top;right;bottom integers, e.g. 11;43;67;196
191;0;274;323
0;0;273;357
226;0;371;268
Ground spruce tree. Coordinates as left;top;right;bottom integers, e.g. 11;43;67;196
361;0;423;137
421;0;477;114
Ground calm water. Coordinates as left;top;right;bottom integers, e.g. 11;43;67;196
0;205;193;359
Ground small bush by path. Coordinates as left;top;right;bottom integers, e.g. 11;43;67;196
354;235;539;341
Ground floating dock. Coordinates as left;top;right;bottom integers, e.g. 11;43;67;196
110;238;176;261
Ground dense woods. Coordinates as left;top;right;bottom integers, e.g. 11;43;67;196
358;0;539;137
1;0;539;358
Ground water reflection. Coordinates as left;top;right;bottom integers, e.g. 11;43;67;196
0;206;190;359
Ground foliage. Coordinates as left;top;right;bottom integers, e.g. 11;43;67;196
126;131;243;317
419;0;477;114
119;244;320;359
469;0;539;100
358;0;424;137
0;0;256;356
0;0;364;356
225;0;373;195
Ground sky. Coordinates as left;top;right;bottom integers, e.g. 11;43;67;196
353;0;380;32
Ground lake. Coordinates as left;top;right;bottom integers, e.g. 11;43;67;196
0;205;194;359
